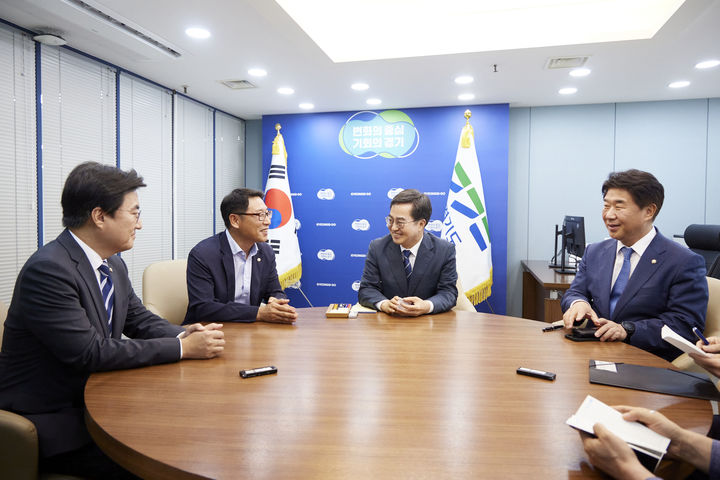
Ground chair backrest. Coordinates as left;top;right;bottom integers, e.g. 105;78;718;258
453;279;476;312
671;276;720;372
704;276;720;338
0;299;8;349
142;259;188;325
684;224;720;279
0;409;39;480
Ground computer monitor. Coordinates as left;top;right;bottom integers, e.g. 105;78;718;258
550;215;586;273
563;216;586;258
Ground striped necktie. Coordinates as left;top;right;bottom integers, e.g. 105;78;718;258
609;246;633;317
402;249;412;278
98;261;114;334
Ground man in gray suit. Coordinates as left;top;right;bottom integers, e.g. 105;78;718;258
0;162;225;479
358;189;458;316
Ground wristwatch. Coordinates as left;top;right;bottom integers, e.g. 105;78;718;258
620;321;635;341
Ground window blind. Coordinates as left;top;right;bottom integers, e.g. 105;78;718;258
214;112;245;233
118;73;173;298
0;25;37;304
174;96;214;259
41;46;116;244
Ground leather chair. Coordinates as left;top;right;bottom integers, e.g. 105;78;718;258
0;409;84;480
0;409;40;480
684;224;720;279
142;259;188;325
0;299;7;348
453;279;477;312
671;276;720;372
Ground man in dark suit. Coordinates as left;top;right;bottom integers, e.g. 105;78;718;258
0;162;225;479
562;169;708;361
358;189;458;316
184;188;297;324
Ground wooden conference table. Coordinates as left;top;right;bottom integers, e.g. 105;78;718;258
85;308;712;479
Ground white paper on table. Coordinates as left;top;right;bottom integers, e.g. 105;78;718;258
566;395;669;460
661;325;710;357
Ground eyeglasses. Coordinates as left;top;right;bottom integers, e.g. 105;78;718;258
385;216;419;229
235;210;273;221
118;208;141;223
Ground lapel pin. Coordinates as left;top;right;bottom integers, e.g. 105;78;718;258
257;258;261;262
651;259;657;264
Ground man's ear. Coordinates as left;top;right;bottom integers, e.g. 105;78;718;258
228;213;241;229
90;207;105;228
645;203;657;221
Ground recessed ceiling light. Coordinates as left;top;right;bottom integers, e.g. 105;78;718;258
695;60;720;70
569;68;591;77
558;87;577;95
454;75;474;85
185;27;211;39
248;68;267;77
668;80;690;88
277;87;295;95
299;102;314;110
458;93;475;101
351;82;369;91
366;98;382;106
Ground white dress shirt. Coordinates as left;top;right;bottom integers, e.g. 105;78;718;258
225;230;258;304
610;226;656;289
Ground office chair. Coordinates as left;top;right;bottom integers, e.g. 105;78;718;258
0;299;7;348
671;276;720;373
684;224;720;279
142;259;188;325
452;279;476;312
0;409;85;480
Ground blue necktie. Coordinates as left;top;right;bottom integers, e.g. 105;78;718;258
609;246;633;316
402;249;412;278
98;261;114;335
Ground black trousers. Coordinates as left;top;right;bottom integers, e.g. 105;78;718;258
40;440;140;480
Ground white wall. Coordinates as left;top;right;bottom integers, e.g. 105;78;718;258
507;98;720;317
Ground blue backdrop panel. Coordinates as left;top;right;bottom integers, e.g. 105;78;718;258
262;104;509;314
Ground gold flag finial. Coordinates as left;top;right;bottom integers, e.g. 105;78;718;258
461;110;474;148
272;123;287;162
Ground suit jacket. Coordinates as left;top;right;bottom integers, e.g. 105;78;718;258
358;233;458;313
0;229;184;457
561;230;708;361
183;232;286;324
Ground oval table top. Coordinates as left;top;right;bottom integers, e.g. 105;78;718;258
85;308;712;479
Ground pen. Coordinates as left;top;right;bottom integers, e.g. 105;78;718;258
542;320;565;332
693;327;710;345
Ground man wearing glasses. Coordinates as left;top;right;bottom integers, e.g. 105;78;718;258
184;188;298;324
0;162;224;478
358;189;458;316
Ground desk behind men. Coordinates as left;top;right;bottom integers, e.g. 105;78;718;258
85;308;711;479
522;259;576;322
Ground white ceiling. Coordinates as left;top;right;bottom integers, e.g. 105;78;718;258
1;0;719;120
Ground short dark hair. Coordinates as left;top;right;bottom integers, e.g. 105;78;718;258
220;188;264;229
602;169;664;219
390;189;432;223
62;162;146;228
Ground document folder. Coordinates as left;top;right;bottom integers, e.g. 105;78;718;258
589;360;720;401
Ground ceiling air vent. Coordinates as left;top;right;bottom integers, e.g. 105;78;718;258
221;80;256;90
545;56;589;69
62;0;181;58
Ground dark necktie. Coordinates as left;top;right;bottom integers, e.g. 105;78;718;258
98;261;114;334
402;249;412;278
609;246;633;316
